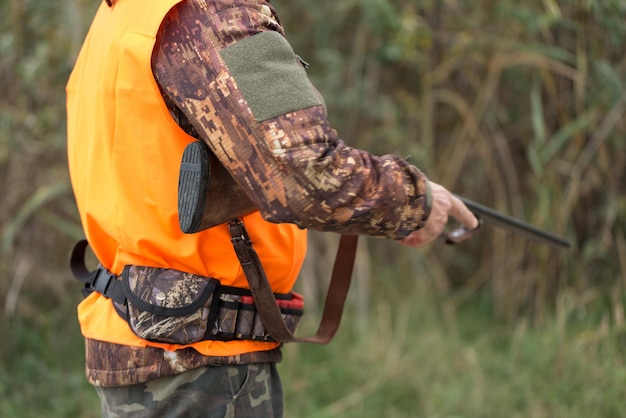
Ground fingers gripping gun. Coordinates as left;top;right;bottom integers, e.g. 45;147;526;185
444;195;570;250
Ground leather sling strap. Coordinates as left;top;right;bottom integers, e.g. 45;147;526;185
228;220;358;344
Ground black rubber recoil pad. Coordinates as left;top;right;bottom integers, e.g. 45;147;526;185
178;141;210;234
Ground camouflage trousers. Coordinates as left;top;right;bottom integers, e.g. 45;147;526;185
95;363;283;418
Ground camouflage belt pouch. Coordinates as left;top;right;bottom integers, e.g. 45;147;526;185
121;266;220;345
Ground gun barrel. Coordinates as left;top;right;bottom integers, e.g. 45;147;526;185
455;195;571;250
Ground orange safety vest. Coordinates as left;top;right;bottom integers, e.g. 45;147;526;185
66;0;307;356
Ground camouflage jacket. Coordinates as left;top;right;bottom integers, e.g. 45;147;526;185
154;0;432;239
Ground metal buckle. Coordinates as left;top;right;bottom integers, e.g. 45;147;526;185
228;219;250;243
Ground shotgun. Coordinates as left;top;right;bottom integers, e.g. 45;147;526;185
444;195;570;249
178;141;570;249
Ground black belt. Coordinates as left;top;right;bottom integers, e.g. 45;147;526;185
69;239;291;305
69;239;299;342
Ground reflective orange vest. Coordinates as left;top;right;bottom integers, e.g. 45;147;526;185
66;0;307;356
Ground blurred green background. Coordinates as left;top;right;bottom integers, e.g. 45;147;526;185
1;0;625;417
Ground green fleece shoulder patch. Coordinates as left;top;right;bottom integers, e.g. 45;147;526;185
220;31;322;121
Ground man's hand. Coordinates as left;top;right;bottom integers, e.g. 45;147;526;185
400;181;479;248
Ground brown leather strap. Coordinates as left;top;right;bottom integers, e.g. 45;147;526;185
228;220;358;344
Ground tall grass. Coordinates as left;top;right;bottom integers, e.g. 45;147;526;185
1;0;625;416
0;292;100;418
282;262;626;418
286;0;625;321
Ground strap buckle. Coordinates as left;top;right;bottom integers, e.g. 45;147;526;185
228;219;250;243
70;239;125;303
90;266;116;295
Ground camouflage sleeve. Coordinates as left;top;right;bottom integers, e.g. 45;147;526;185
152;0;432;239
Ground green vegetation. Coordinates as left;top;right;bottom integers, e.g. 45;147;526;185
281;279;626;418
1;0;624;417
